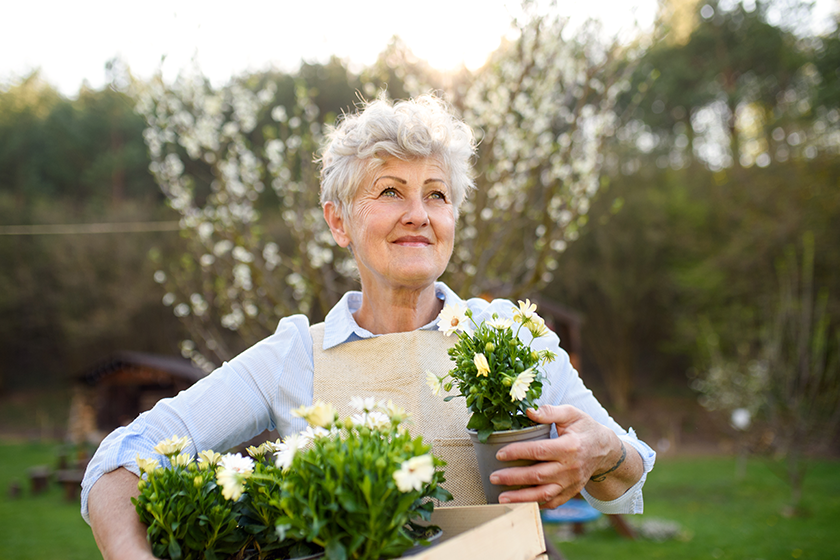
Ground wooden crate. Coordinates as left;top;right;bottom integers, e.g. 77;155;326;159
402;503;547;560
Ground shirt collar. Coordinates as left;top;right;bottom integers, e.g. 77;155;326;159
321;282;463;350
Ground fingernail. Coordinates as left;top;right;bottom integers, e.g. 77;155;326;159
498;495;510;504
496;451;507;461
490;474;500;484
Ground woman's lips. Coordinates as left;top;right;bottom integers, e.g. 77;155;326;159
393;236;431;247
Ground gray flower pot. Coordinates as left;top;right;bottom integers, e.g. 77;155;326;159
467;423;552;504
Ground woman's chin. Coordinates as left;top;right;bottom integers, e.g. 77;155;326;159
368;268;443;292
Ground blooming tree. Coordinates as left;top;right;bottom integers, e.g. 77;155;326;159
134;70;357;367
444;6;639;297
136;5;639;367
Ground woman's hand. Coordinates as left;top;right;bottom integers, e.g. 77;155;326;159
488;405;641;509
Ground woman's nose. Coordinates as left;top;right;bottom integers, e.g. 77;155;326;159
401;196;429;226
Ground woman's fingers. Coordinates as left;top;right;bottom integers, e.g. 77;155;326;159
491;460;586;494
496;428;586;464
527;404;581;428
496;480;583;509
490;460;564;487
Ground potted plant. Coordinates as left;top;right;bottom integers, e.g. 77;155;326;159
264;398;451;559
132;437;252;560
427;299;557;502
132;397;450;560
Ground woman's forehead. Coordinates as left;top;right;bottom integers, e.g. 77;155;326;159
367;157;449;184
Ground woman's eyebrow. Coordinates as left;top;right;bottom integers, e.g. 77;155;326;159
373;176;447;185
373;175;406;185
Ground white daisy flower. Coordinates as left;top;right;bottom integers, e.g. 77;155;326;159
393;454;435;492
216;453;254;501
437;304;470;336
349;396;380;413
486;316;513;330
274;433;308;471
510;368;537;401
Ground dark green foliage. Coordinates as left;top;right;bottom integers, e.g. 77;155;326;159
272;425;450;560
132;463;245;560
0;72;158;204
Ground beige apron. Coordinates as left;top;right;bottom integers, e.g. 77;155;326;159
310;323;485;507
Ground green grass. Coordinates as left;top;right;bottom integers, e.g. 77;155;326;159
1;440;838;560
552;456;840;560
0;439;100;560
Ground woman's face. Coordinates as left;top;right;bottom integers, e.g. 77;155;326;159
325;157;455;292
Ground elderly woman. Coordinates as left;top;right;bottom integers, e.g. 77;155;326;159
84;95;655;559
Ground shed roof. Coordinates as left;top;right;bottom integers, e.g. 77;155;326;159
78;351;208;386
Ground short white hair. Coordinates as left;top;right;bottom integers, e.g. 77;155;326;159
319;94;476;218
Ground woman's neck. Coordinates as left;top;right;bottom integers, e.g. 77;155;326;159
353;284;443;334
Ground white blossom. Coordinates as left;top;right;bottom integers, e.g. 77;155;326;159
437;304;471;337
216;453;254;501
510;368;537;402
393;455;435;492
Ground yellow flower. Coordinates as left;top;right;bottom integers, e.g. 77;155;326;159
381;399;409;424
291;400;337;428
512;299;537;324
426;370;443;396
171;453;193;467
525;315;550;338
474;353;490;377
135;455;160;475
510;368;537;401
437;304;470;336
197;450;222;469
153;435;190;457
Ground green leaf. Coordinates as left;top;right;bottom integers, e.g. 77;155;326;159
168;537;182;560
326;538;348;560
492;416;512;431
467;412;490;431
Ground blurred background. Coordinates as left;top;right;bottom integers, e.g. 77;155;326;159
1;0;838;558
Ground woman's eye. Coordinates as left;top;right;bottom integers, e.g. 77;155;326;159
430;191;447;201
380;187;398;198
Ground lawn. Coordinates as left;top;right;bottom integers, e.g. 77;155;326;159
552;456;840;560
1;440;838;559
0;440;99;559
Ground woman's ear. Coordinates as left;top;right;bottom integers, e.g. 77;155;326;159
323;201;351;248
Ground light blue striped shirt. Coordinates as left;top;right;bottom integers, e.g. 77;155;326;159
81;282;655;522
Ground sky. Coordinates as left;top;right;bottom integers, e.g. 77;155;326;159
2;0;837;97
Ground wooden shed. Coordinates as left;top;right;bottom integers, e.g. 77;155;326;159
68;351;208;444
